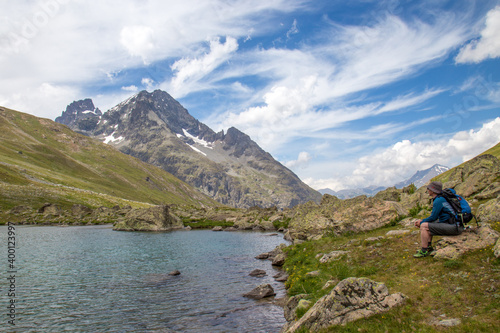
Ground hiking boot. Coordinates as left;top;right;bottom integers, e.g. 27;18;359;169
413;249;430;258
428;245;434;253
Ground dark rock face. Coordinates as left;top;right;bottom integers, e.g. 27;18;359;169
56;99;102;135
56;90;322;209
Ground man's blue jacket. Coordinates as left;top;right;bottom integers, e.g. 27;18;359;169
421;196;455;223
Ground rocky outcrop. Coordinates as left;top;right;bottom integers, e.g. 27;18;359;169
243;284;276;299
55;98;102;136
7;203;131;225
494;238;500;259
281;278;406;332
439;154;500;197
433;226;500;260
113;205;183;231
477;196;500;223
283;294;309;322
286;195;401;241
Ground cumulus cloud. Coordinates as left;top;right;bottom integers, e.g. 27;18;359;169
456;6;500;63
0;83;78;119
284;151;311;169
121;85;138;92
310;117;500;190
120;25;155;62
141;78;155;90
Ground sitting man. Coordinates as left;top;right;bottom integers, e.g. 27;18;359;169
413;181;464;258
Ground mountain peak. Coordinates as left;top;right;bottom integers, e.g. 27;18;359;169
55;98;102;135
56;91;321;208
395;164;450;189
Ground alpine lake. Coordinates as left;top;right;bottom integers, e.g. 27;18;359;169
1;225;289;332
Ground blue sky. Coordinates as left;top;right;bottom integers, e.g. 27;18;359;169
1;0;500;191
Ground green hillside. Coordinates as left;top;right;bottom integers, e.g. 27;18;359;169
0;106;219;214
480;141;500;158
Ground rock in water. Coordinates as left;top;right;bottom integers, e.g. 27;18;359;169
243;284;276;299
249;269;267;277
282;277;406;332
113;205;183;231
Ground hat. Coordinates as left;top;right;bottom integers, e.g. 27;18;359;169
427;181;442;194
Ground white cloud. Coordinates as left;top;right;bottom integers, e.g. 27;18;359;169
284;151;311;169
324;14;469;98
0;0;301;119
0;83;77;119
456;6;500;63
207;13;470;152
167;36;239;97
286;19;299;39
120;25;155;62
122;85;138;92
309;118;500;191
217;79;445;152
141;78;155;90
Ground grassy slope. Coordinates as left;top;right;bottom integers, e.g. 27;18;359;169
283;142;500;332
480;142;500;158
0;107;219;212
283;223;500;332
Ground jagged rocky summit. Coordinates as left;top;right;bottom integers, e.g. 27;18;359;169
55;98;102;136
56;90;321;209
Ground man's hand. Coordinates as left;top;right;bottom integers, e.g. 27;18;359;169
414;219;422;228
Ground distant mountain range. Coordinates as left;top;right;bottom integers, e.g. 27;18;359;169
394;164;449;189
318;186;386;199
319;164;449;199
56;90;321;209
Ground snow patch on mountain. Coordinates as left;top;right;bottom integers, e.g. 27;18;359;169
395;164;449;189
103;131;124;144
182;129;214;149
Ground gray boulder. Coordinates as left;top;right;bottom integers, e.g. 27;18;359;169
249;269;267;277
113;205;182;231
433;226;499;260
243;284;276;299
319;250;349;263
255;252;270;259
282;277;406;332
283;294;309;322
272;253;286;266
71;204;92;218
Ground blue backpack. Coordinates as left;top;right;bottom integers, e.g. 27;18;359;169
442;188;476;226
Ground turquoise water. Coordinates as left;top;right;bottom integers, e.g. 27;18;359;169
1;225;289;332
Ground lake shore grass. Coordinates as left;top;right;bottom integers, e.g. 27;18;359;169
282;221;500;332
